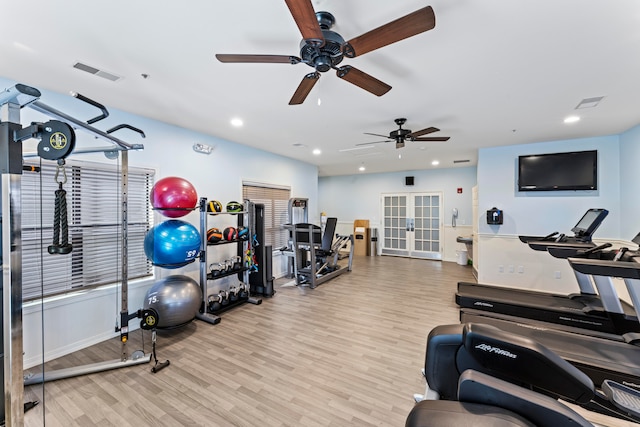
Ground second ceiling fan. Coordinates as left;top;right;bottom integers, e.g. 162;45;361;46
215;0;437;105
359;118;450;149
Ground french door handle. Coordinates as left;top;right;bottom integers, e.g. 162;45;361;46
406;218;415;232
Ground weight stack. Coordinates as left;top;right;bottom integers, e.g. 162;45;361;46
249;204;275;297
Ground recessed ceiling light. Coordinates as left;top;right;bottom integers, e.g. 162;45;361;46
564;115;580;124
230;117;243;127
312;148;321;155
359;165;366;172
431;160;440;166
398;154;402;159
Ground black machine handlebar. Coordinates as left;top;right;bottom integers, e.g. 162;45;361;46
582;242;613;256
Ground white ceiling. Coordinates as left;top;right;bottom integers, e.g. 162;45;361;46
1;0;639;176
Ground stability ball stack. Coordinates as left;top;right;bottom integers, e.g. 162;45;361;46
144;176;200;268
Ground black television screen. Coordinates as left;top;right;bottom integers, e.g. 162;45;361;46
518;150;598;191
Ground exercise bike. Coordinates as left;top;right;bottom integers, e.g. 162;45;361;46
407;323;640;426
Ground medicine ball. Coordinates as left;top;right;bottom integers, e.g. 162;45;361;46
237;226;249;240
226;201;242;213
223;226;238;241
207;200;222;213
206;227;223;243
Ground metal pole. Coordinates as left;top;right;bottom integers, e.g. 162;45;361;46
1;174;23;426
120;150;129;361
0;101;26;426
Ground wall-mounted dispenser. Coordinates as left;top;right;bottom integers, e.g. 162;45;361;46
486;207;503;225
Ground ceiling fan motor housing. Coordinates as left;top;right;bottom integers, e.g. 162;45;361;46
300;30;345;72
391;128;412;140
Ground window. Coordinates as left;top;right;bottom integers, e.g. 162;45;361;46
242;182;290;250
21;158;155;301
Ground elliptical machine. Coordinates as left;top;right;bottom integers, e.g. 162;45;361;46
407;323;640;426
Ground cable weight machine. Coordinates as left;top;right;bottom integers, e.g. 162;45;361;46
0;84;163;426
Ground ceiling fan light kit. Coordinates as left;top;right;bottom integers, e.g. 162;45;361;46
215;0;437;105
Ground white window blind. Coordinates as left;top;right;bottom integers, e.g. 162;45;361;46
21;159;155;301
242;183;290;250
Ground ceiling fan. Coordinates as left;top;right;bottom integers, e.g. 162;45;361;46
215;0;436;105
359;118;450;149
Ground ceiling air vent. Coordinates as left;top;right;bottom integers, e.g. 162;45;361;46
453;159;470;164
73;62;122;82
575;96;604;109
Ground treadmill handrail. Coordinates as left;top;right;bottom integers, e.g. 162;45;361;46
529;241;596;253
568;257;640;280
546;242;612;259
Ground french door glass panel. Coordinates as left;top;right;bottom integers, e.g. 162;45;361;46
384;195;406;250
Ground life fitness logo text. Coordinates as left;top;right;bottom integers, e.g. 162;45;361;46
49;132;68;151
475;343;517;359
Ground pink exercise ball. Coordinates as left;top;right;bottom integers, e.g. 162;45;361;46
151;176;198;218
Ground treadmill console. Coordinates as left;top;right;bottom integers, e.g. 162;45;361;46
570;208;608;239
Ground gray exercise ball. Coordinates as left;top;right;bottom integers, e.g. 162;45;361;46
143;275;202;328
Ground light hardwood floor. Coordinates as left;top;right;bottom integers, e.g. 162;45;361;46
22;256;638;426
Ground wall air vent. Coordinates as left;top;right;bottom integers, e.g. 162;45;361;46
73;62;122;82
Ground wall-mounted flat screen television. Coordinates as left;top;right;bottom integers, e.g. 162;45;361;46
518;150;598;191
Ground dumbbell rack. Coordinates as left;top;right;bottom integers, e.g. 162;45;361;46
196;198;261;325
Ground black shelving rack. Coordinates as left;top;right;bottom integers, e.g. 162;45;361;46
196;198;261;325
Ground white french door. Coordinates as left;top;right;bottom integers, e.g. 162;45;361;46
381;192;442;260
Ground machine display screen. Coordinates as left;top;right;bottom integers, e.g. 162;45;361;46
571;209;608;236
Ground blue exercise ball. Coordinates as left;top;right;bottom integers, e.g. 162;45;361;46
143;275;202;328
144;220;200;268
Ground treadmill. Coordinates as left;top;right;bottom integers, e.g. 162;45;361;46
455;208;640;337
460;251;640;387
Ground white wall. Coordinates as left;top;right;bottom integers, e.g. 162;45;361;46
318;167;477;262
475;135;621;293
4;78;318;368
620;124;640;239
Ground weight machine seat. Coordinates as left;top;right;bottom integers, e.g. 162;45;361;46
405;401;534;427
